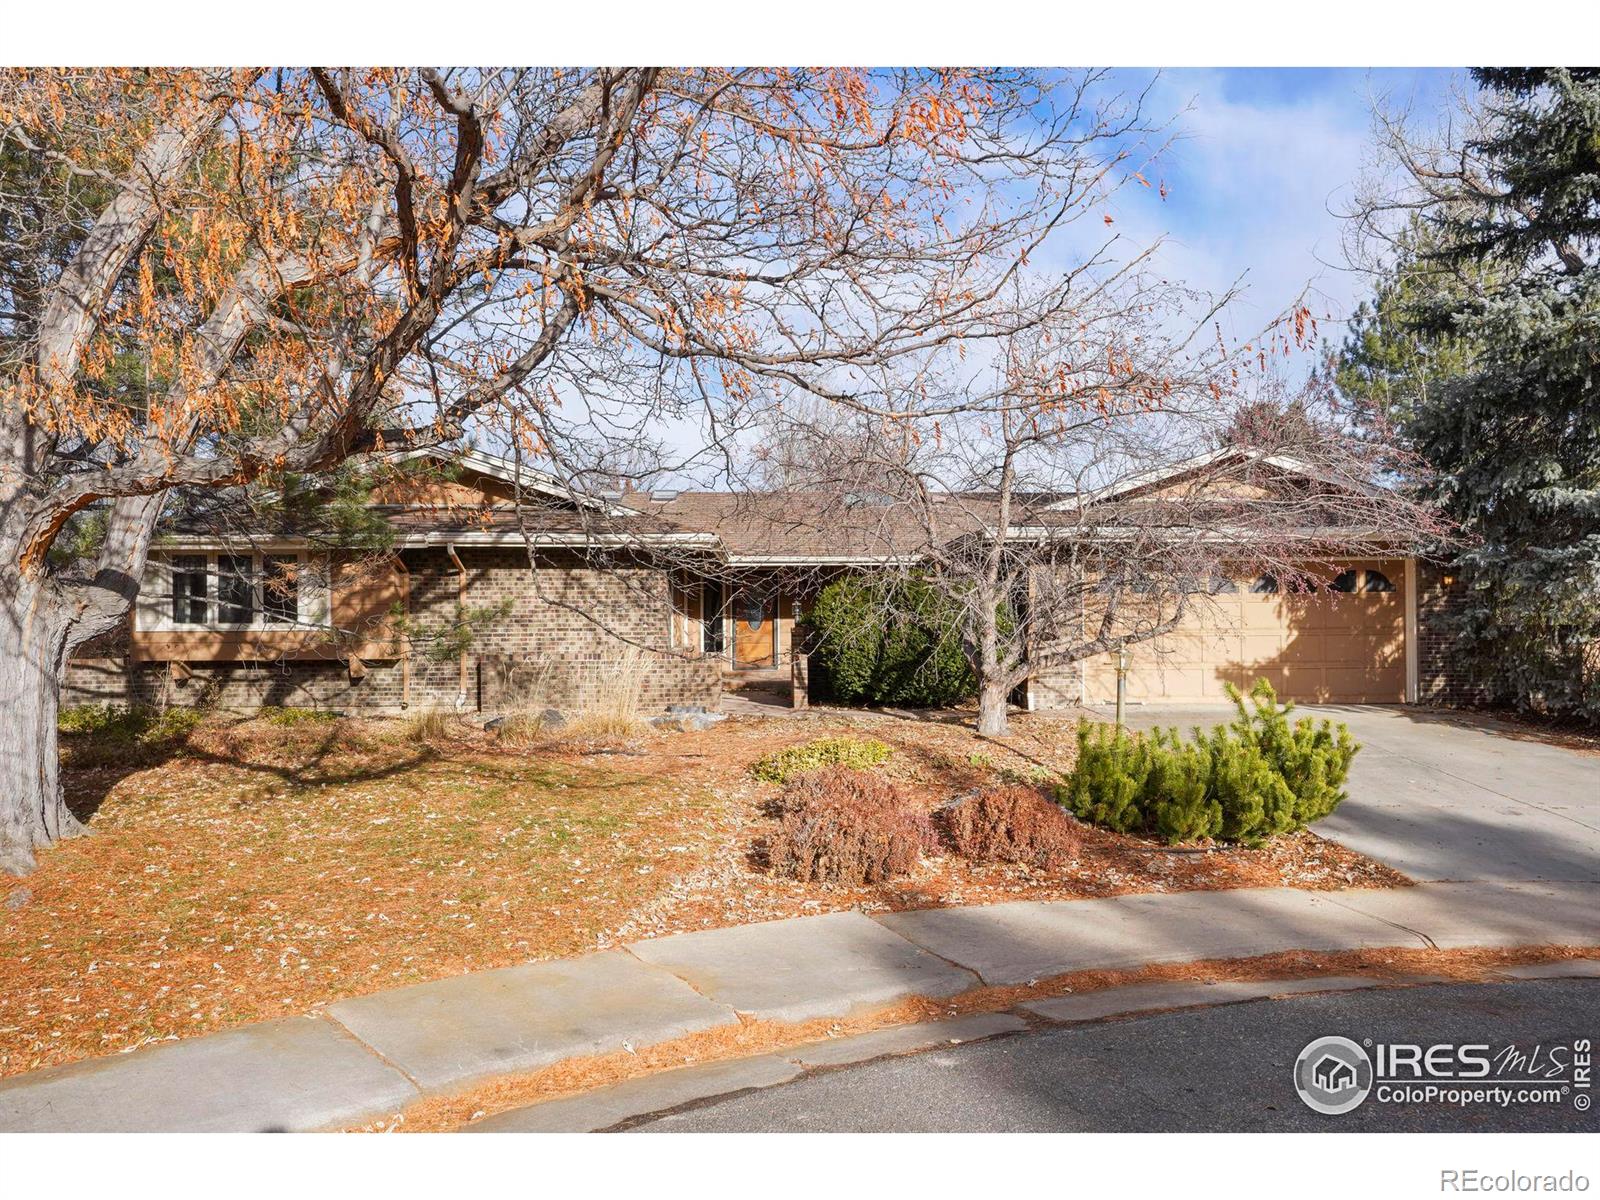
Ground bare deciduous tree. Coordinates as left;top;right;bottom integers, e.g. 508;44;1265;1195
747;286;1447;736
1;66;1151;872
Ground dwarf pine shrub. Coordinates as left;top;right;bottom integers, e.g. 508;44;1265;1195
1058;723;1154;834
1223;679;1358;825
1144;728;1222;843
1055;679;1360;846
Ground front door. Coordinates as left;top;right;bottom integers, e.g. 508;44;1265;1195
733;590;775;669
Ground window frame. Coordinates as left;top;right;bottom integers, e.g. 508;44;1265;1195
159;551;307;631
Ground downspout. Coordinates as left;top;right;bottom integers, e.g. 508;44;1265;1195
446;542;470;711
393;555;412;710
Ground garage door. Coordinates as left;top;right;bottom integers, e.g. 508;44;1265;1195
1081;559;1408;705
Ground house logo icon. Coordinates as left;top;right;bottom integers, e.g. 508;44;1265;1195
1294;1036;1373;1115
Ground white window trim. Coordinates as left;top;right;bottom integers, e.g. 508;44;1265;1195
140;552;330;633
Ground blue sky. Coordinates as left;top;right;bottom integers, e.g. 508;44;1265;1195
1084;67;1462;359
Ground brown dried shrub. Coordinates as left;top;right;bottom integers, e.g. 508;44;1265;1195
766;768;937;886
941;784;1081;870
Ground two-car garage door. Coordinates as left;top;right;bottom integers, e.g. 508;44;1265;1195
1081;559;1409;705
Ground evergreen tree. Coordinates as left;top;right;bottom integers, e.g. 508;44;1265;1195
1340;68;1600;720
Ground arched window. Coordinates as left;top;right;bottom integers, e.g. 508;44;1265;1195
1330;569;1359;593
1210;575;1239;594
1363;569;1396;593
1249;574;1278;594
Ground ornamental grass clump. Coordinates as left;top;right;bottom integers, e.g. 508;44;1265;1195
750;735;893;785
766;767;937;886
941;784;1081;869
1055;679;1359;846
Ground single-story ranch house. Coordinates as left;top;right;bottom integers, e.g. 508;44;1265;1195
63;447;1477;715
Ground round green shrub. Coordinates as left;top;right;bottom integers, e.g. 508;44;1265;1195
804;575;980;708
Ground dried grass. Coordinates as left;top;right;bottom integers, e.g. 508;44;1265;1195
400;705;456;742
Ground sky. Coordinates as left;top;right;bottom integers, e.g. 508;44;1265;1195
1079;67;1463;362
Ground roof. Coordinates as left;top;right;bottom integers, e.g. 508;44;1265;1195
155;445;1404;563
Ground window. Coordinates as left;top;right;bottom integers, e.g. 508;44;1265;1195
701;579;725;654
1249;574;1279;594
1330;569;1359;594
217;556;255;623
171;555;209;625
1363;569;1396;593
1210;575;1239;594
164;552;305;629
262;556;300;624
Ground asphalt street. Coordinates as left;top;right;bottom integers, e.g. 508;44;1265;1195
632;980;1600;1132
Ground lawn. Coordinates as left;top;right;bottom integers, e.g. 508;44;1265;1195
1;707;1403;1080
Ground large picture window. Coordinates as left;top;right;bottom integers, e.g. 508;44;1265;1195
165;553;304;628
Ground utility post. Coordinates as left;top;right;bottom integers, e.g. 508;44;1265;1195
1115;647;1130;733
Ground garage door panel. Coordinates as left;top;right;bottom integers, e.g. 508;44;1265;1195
1075;560;1408;706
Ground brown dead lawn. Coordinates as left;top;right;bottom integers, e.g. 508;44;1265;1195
4;706;1403;1080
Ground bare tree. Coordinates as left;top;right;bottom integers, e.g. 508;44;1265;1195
749;283;1447;736
1;67;1157;872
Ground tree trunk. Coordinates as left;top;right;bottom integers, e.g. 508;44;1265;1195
0;579;81;875
976;677;1011;738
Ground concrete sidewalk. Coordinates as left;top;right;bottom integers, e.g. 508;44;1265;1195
1;880;1595;1132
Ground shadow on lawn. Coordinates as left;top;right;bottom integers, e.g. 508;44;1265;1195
62;719;443;824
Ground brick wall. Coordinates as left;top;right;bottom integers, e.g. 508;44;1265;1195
1027;659;1083;710
63;547;724;716
1415;558;1493;708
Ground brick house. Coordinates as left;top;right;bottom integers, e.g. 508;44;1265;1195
64;446;1467;716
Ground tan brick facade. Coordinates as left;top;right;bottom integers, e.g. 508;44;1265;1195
64;548;725;716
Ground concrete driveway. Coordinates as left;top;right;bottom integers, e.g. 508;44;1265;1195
1092;704;1600;883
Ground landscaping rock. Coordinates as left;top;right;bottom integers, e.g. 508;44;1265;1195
4;887;30;910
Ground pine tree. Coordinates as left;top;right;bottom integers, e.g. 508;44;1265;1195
1341;68;1600;720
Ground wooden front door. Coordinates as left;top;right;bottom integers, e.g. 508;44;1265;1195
732;590;776;669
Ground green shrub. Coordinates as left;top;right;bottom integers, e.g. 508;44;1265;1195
1058;722;1154;833
804;575;987;708
260;705;339;727
59;704;130;736
1223;679;1358;825
1145;728;1222;843
58;703;201;745
1055;679;1360;846
750;735;893;784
